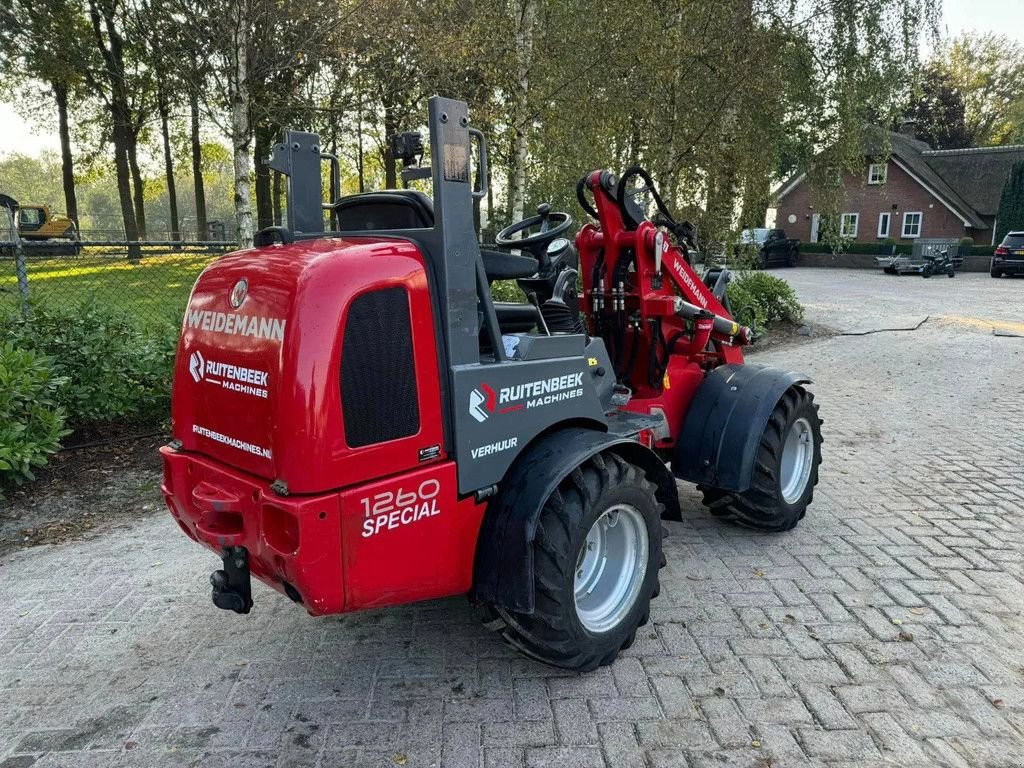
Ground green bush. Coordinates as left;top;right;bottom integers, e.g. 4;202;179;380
490;279;526;303
0;343;70;492
726;272;804;329
959;237;975;247
800;241;912;255
2;300;177;426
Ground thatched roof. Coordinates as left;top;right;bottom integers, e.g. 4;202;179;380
776;128;1024;230
921;145;1024;217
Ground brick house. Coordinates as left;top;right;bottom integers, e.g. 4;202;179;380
773;123;1024;247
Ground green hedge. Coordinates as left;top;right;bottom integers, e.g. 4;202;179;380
0;343;70;493
799;242;995;257
2;300;178;427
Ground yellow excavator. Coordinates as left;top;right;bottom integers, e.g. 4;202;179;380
18;203;78;241
1;196;81;255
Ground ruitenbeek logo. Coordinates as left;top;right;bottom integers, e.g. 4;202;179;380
189;350;206;383
469;383;496;423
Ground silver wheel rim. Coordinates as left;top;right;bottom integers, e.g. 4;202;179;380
574;504;649;634
780;416;814;504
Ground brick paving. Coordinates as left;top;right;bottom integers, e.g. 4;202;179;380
2;269;1024;767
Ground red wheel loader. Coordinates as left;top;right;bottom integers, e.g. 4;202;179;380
162;96;823;671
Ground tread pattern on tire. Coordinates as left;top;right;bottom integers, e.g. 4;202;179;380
489;452;664;671
701;385;822;532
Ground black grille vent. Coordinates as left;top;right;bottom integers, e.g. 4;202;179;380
341;287;419;447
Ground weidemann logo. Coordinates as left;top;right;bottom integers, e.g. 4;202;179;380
193;424;271;459
187;309;286;342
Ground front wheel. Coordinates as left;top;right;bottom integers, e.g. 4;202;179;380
486;453;663;671
947;266;955;278
701;386;822;532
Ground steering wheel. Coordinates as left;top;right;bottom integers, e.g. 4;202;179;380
495;203;573;263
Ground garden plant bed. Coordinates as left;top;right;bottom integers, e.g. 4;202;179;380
0;431;165;556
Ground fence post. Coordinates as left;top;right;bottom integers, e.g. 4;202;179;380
2;205;29;315
15;239;29;316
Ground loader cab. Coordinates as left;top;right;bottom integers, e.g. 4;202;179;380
260;96;617;496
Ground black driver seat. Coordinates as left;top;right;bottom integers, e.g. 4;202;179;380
333;191;538;281
333;191;540;334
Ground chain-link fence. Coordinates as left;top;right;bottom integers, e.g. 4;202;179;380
1;238;234;328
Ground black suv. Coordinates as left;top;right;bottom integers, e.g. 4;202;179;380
992;232;1024;277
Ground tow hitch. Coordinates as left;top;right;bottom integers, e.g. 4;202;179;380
210;546;253;614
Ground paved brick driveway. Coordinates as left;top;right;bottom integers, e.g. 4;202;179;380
2;269;1023;768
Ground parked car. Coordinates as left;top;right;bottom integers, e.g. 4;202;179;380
737;228;800;268
991;232;1024;278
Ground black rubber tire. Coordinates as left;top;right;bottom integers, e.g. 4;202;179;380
487;453;663;671
786;249;799;267
947;266;955;278
991;268;1002;278
701;386;822;532
922;266;933;278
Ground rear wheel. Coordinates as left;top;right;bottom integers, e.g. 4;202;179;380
786;249;799;267
701;386;822;532
487;453;663;671
991;268;1002;278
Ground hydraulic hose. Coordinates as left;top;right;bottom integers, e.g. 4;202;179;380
675;299;753;344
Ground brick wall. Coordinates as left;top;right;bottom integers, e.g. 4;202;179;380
776;161;993;245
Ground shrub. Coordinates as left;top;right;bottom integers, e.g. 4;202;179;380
0;343;70;492
490;279;526;303
726;272;804;329
959;237;975;247
2;300;177;426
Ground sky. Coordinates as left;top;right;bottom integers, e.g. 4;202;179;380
0;0;1022;159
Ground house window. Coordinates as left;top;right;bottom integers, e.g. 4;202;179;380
878;212;891;238
902;212;922;238
868;163;887;185
840;213;859;239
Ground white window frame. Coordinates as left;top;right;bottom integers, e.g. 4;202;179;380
868;163;887;185
877;212;891;238
901;211;922;239
840;212;859;239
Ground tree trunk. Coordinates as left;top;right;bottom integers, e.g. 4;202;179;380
190;92;208;239
382;101;397;189
112;115;141;260
86;0;138;258
357;96;365;193
509;0;536;224
53;82;79;230
272;171;282;225
254;124;273;230
159;93;180;242
127;128;146;239
486;157;495;241
230;7;253;249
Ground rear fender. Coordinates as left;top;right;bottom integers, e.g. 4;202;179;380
673;364;811;492
472;426;677;614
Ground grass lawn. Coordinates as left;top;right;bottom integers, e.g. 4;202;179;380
1;249;220;327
